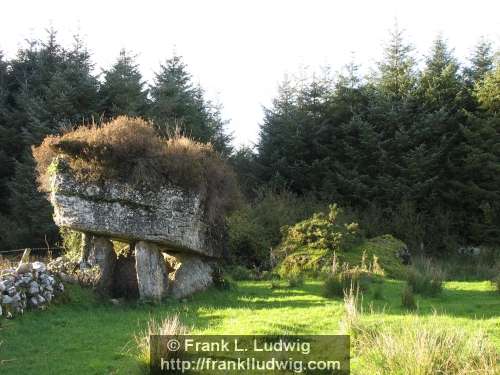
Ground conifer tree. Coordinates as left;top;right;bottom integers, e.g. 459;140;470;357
149;55;231;154
98;49;148;119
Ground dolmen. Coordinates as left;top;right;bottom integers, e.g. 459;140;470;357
34;117;237;301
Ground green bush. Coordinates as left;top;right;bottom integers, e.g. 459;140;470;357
278;204;362;255
277;234;408;280
372;284;384;300
407;258;445;296
227;265;254;281
227;188;324;268
212;267;236;291
322;275;344;298
401;285;417;310
269;279;281;289
322;266;372;298
286;268;304;288
59;228;82;261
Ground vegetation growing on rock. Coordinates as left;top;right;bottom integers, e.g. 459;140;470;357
32;116;240;224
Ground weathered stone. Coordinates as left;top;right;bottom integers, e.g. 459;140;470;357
29;296;38;308
135;241;169;300
32;261;47;273
91;237;116;295
36;294;46;305
168;254;214;299
28;282;40;296
79;232;93;266
50;161;219;258
2;295;13;304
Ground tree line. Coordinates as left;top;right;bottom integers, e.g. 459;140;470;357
0;29;231;250
0;26;499;256
234;28;500;254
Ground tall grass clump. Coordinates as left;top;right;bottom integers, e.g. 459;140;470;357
322;265;372;298
353;317;498;375
286;267;304;288
339;285;360;335
32;117;239;225
401;285;417;310
407;257;445;296
134;314;188;367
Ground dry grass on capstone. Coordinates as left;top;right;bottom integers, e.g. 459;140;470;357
32;116;239;223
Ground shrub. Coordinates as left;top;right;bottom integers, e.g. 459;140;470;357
407;258;445;296
134;314;188;367
401;285;417;310
277;232;407;280
278;204;362;256
212;267;235;291
269;279;281;289
32;117;239;226
322;266;372;298
286;268;304;288
227;265;254;281
372;284;384;300
59;228;82;262
436;249;500;281
227;188;325;268
322;275;344;298
353;318;498;375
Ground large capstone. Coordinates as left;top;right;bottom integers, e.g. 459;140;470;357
50;159;220;258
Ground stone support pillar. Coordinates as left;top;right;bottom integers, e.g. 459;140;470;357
135;241;169;300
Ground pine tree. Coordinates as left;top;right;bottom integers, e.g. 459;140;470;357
417;36;464;111
98;49;149;119
376;24;416;100
0;51;13;213
149;55;231;154
7;153;57;247
465;38;494;85
475;59;500;113
3;29;99;249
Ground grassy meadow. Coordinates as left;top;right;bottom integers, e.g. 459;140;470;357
0;278;498;374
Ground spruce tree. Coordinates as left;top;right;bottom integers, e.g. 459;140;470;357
98;49;149;119
475;59;500;113
149;55;231;154
465;38;494;85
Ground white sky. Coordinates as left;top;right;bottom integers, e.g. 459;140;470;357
1;0;499;147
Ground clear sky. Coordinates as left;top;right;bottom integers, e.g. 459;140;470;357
1;0;499;147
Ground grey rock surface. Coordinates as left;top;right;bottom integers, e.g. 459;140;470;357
135;241;169;300
50;161;219;258
0;261;64;319
167;253;214;299
91;237;116;295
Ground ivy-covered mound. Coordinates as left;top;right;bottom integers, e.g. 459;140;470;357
275;205;409;279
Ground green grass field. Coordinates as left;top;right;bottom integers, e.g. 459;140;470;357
0;279;499;374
